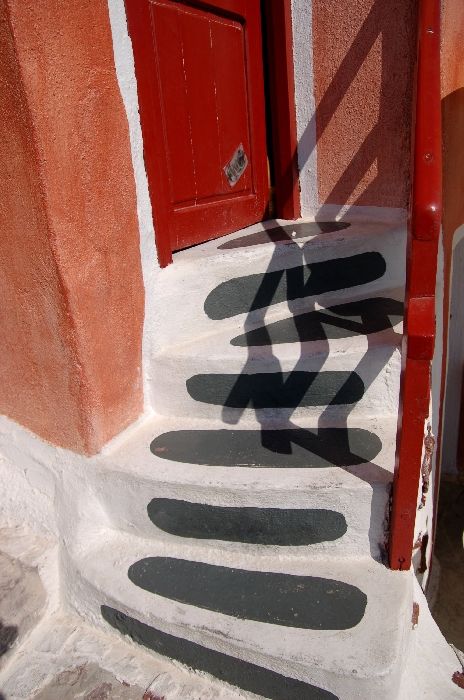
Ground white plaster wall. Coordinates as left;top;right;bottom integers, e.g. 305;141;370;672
107;0;162;411
441;223;464;474
0;444;56;538
291;0;319;217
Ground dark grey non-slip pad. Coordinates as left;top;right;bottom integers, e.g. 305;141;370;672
187;371;364;408
147;499;347;545
204;252;386;320
128;557;367;630
150;427;382;467
102;605;338;700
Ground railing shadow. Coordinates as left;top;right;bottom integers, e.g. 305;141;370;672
298;0;416;213
215;0;413;560
217;221;402;560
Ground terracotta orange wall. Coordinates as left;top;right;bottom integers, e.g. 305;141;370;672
312;0;417;208
0;0;145;454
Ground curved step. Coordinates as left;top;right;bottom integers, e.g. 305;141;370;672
153;344;402;421
95;415;395;558
154;218;406;350
128;557;367;630
149;427;382;468
66;530;412;700
102;605;338;700
230;297;403;347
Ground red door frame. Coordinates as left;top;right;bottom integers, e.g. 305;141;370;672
124;0;300;267
262;0;300;222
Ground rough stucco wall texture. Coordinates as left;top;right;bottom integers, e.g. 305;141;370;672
312;0;416;209
0;0;144;454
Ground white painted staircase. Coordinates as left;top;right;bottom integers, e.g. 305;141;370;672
62;216;426;699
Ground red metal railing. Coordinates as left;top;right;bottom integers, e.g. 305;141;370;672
389;0;442;570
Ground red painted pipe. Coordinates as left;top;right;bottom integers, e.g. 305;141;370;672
389;0;442;570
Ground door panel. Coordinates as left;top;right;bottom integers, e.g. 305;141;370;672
125;0;268;262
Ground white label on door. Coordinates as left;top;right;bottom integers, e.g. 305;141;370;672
224;144;248;187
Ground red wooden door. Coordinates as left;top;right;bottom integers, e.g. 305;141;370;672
125;0;269;265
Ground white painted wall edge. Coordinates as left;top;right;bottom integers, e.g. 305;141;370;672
107;0;161;414
291;0;319;217
451;223;464;253
440;222;464;474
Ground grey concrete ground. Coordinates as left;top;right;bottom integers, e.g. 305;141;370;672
0;552;46;670
0;549;147;699
30;663;145;700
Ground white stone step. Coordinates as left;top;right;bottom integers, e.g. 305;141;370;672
57;216;409;699
65;528;412;700
155;291;403;361
90;414;397;560
151;340;402;422
151;217;406;354
173;215;407;266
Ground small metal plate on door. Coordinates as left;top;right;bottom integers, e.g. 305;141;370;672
224;144;248;187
